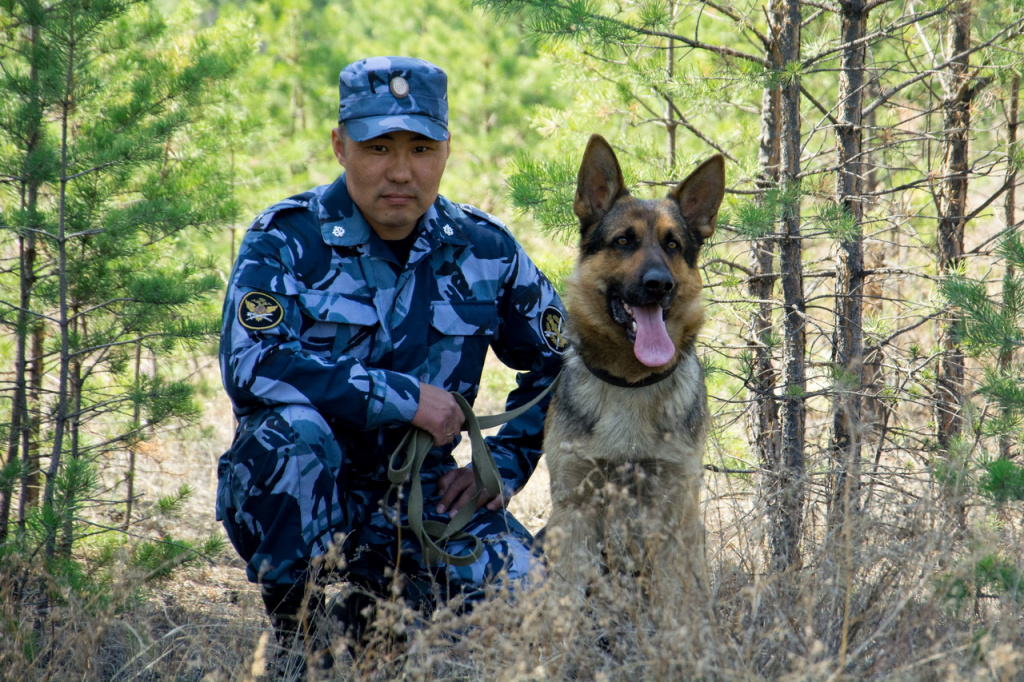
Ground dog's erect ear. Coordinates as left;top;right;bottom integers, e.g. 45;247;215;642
574;134;629;233
670;154;725;242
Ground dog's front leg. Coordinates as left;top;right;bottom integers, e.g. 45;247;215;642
544;498;605;602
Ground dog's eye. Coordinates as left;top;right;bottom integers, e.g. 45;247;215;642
666;240;679;250
615;236;630;247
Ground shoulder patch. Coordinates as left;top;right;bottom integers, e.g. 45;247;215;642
541;305;569;354
239;291;284;331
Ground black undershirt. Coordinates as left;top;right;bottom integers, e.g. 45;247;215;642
383;231;418;265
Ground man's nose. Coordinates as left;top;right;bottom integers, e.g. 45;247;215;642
386;152;413;183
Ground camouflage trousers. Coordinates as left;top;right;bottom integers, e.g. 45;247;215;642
216;404;541;605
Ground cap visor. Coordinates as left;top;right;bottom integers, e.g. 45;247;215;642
344;115;449;142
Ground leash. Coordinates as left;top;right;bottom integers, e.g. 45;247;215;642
386;377;557;566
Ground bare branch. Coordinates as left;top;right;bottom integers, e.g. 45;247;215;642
864;18;1024;117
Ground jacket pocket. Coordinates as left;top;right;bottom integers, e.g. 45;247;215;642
427;301;498;387
297;290;379;359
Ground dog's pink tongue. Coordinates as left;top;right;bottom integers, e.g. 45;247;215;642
633;304;676;367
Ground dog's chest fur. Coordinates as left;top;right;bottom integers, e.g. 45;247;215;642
545;345;708;475
548;342;708;507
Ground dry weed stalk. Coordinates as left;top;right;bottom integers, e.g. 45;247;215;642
4;378;1024;680
1;479;1021;681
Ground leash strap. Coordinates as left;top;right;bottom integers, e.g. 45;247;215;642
386;377;558;566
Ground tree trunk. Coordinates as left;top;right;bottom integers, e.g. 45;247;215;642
665;0;678;169
60;315;83;557
829;0;870;665
42;10;77;558
771;0;806;573
751;21;782;575
999;74;1019;461
124;340;144;529
22;319;45;525
828;0;869;528
2;23;43;543
935;1;972;454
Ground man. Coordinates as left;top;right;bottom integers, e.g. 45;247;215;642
216;56;565;662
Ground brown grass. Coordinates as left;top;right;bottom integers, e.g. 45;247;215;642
3;350;1024;681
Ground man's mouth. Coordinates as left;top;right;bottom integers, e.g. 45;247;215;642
609;295;677;368
381;193;415;205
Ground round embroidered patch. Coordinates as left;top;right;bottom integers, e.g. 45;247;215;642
239;291;284;331
541;305;568;354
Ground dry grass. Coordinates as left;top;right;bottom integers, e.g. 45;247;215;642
3;351;1024;681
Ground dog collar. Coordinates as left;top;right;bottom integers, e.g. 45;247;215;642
580;357;680;388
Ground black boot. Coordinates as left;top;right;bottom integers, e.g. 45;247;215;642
326;584;377;658
260;582;334;676
328;573;450;659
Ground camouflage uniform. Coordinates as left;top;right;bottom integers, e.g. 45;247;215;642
216;167;565;601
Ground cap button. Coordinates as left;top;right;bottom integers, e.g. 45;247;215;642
389;76;410;99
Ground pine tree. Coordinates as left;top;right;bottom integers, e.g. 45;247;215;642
942;230;1024;496
476;0;813;571
0;0;252;558
476;0;1024;575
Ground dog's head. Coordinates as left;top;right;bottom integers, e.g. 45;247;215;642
569;134;725;372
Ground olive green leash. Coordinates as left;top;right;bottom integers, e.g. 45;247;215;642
386;379;557;567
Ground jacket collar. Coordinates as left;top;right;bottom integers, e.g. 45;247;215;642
315;173;470;248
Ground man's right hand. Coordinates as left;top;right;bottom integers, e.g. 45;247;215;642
411;382;465;446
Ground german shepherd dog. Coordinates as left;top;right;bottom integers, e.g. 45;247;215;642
543;135;724;608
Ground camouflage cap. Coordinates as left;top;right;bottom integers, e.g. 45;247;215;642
338;56;449;142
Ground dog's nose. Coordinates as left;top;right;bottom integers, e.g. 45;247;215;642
643;268;675;295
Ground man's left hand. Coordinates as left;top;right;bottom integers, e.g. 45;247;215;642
436;466;507;516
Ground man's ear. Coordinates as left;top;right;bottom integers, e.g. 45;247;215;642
331;127;347;167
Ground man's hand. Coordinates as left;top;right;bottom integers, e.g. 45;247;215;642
411;382;465;447
436;466;507;516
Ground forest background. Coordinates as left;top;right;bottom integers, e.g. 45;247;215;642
2;0;1024;679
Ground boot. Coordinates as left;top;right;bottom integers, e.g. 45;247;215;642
327;574;450;659
326;584;377;659
260;582;334;676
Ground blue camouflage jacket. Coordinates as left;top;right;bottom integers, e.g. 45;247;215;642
220;173;566;496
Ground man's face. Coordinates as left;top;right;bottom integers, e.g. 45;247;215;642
332;128;450;239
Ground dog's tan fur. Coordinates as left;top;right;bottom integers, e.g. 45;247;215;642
544;135;724;605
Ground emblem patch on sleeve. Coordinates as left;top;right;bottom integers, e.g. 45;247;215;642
541;305;569;354
239;291;284;331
